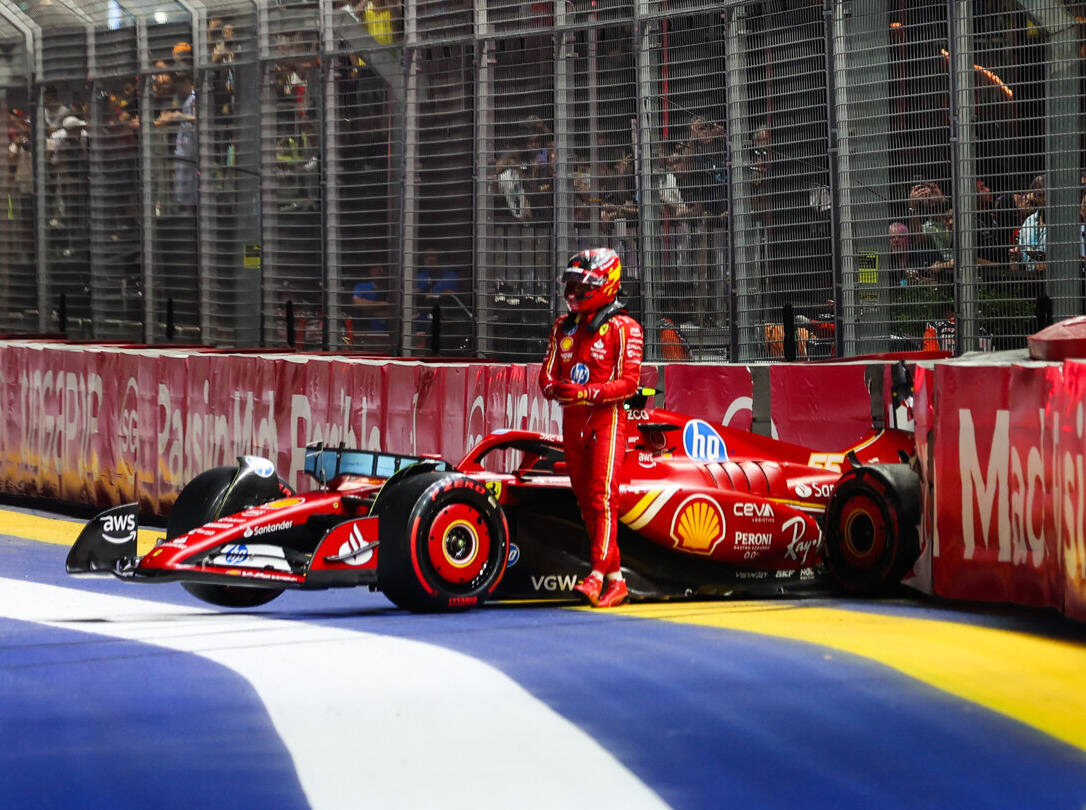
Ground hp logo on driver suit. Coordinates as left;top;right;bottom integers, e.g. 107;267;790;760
570;363;590;385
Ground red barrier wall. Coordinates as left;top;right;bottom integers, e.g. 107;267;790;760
0;343;571;514
925;358;1086;621
5;339;1083;619
1;342;904;514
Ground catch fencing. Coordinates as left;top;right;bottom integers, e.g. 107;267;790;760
0;1;1082;361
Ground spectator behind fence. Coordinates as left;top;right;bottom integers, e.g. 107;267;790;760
353;0;399;44
524;117;554;222
7;108;33;246
687;116;729;226
660;149;691;221
154;72;197;210
887;221;937;286
151;62;175;102
414;249;464;350
908;181;953;263
497;151;529;222
172;41;193;70
600;150;638;237
42;86;70;133
1012;174;1046;274
349;264;393;352
975;178;1014;268
658;148;692;314
46;114;87;233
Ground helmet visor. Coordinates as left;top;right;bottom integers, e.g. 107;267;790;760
562;267;601;287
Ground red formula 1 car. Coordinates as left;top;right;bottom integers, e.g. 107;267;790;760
67;391;921;611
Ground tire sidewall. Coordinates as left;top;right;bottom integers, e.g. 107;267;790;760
167;465;289;608
824;466;919;594
378;472;509;611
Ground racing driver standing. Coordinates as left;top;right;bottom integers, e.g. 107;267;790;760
540;248;643;608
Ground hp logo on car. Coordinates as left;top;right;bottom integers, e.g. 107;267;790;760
223;544;249;564
682;419;729;463
243;456;276;478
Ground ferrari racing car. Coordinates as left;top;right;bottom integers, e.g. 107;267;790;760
67;391;922;611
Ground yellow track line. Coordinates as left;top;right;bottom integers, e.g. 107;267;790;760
0;508;163;554
606;601;1086;753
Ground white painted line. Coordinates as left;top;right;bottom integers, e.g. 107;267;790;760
0;579;671;810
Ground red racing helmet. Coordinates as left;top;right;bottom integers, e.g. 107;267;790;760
562;248;622;314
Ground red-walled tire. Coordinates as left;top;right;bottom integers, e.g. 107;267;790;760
823;464;921;595
376;471;509;612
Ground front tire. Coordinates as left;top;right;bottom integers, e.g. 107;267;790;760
167;466;291;608
376;471;509;612
822;464;921;595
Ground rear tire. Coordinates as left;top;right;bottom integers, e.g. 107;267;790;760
822;464;921;595
376;471;508;612
167;466;292;609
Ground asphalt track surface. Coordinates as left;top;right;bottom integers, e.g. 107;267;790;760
3;504;1086;809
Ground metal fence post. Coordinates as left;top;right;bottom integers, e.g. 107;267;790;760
948;0;976;355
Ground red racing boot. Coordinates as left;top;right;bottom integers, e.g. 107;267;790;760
596;577;628;608
573;572;604;606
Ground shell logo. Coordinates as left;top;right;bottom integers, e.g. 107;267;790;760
560;337;573;351
670;495;726;555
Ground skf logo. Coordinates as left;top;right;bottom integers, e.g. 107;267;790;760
670;496;726;555
560;337;573;351
485;480;503;501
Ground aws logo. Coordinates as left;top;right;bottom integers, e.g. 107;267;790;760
669;495;726;555
101;512;137;544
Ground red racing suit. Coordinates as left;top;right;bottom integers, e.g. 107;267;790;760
539;308;643;576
